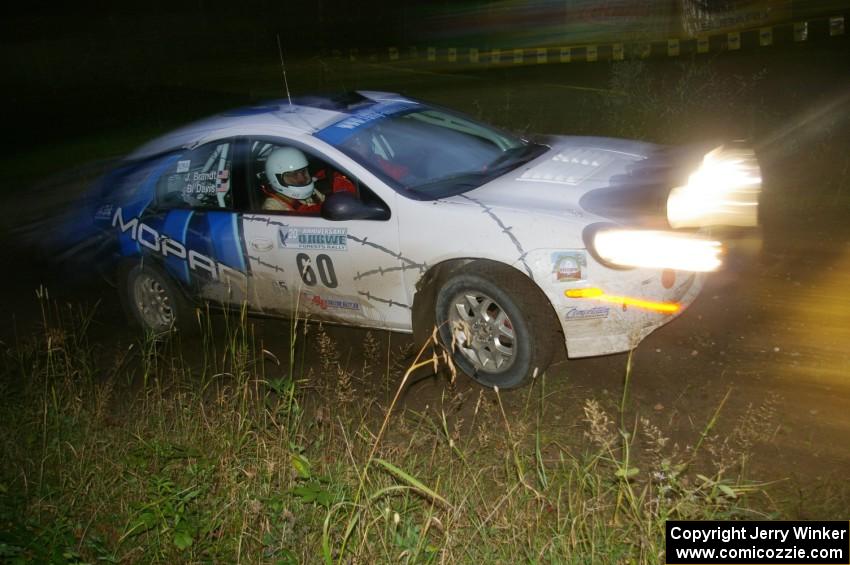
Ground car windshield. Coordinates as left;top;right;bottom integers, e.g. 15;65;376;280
316;104;548;199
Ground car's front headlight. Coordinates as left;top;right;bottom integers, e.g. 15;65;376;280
667;145;762;229
592;229;723;272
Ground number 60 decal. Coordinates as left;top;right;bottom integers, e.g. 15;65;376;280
296;253;338;288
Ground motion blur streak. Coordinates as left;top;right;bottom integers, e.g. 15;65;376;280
757;88;850;152
593;230;723;272
595;294;681;314
564;288;681;314
667;145;762;229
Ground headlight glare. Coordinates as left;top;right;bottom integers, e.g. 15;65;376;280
593;229;723;272
667;145;762;228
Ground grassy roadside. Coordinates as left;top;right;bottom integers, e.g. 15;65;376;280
0;293;782;563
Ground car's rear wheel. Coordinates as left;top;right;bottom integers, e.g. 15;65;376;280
435;264;556;389
121;262;193;333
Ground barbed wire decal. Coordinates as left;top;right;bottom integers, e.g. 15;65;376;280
354;262;426;281
357;290;411;309
247;255;286;273
346;234;425;269
242;222;421;306
243;215;289;228
458;195;533;279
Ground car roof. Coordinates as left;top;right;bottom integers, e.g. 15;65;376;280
126;90;415;161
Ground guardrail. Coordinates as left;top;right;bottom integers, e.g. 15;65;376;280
341;14;845;65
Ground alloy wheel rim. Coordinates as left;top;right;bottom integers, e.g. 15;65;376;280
447;290;516;373
133;273;174;330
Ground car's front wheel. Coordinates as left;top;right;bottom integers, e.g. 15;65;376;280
121;262;193;333
435;264;556;389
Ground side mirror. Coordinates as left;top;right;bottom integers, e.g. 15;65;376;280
321;191;390;221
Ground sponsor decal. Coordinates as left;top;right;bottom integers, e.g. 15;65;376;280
315;100;418;145
565;306;609;321
334;110;385;131
278;226;348;251
176;159;191;173
301;291;361;312
182;169;230;196
112;207;245;284
551;251;586;282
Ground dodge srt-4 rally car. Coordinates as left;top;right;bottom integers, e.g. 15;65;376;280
59;91;761;388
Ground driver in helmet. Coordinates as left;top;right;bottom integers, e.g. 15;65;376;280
261;147;324;213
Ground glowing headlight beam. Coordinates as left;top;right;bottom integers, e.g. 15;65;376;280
667;145;762;229
593;229;723;272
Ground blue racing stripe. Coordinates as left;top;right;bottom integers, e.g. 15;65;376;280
161;210;194;284
117;154;181;257
207;212;246;272
184;214;213;285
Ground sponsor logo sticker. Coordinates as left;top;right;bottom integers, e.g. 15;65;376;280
551;251;586;282
301;291;361;312
176;159;191;173
278;226;348;251
111;207;246;285
565;306;609;321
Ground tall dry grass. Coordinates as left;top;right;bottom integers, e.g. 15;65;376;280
0;289;785;563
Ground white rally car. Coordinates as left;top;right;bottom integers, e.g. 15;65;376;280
78;91;760;388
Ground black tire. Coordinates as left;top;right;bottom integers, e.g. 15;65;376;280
120;261;195;334
435;263;556;389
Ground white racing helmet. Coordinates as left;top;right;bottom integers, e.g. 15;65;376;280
265;147;315;199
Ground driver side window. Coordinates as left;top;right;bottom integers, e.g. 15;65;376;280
156;141;234;210
249;141;359;216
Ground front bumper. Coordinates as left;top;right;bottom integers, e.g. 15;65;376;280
521;248;707;358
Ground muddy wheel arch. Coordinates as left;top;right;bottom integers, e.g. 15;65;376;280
411;258;564;368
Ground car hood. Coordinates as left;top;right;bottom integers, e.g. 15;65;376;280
449;135;702;228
